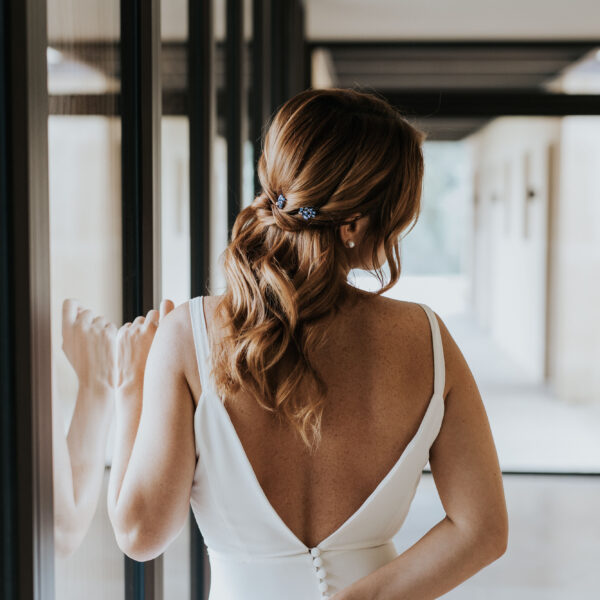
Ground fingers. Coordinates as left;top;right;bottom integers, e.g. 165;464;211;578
78;308;94;327
62;298;79;327
64;299;117;332
144;309;159;329
159;299;175;321
122;299;174;329
105;322;118;335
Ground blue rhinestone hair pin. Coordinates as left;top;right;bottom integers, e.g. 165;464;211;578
298;206;318;220
276;194;287;209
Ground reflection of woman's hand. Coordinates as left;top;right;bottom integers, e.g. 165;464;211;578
62;298;117;390
53;299;118;557
116;300;175;390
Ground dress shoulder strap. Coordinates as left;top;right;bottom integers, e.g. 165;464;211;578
188;295;215;393
417;303;445;399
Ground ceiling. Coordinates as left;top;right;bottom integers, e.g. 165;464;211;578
46;0;600;43
311;42;600;139
316;44;594;92
305;0;600;42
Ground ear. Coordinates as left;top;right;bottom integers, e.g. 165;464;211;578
338;213;359;241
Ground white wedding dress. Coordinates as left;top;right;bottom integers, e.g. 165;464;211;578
188;296;445;600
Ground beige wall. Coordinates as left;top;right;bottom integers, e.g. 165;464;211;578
468;115;600;404
549;117;600;403
469;117;560;383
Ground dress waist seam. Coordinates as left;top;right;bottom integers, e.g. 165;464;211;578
206;539;395;562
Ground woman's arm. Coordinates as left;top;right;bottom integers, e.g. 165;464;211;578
107;299;198;562
53;299;117;557
335;311;508;600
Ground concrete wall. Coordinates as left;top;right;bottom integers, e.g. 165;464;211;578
468;117;561;383
469;115;600;404
549;117;600;403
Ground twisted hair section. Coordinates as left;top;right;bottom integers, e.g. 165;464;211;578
209;88;425;453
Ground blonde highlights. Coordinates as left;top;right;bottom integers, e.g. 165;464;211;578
210;88;425;453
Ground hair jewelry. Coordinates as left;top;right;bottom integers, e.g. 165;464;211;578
298;206;318;220
273;193;319;221
276;194;287;209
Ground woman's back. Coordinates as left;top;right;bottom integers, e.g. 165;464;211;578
184;291;446;598
187;291;446;550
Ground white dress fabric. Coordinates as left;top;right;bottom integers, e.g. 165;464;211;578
188;295;445;600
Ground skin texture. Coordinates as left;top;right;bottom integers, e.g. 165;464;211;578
105;220;508;597
52;299;117;557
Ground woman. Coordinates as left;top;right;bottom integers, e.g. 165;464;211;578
107;88;508;599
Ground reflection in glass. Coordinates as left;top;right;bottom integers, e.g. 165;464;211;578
243;0;254;209
53;299;116;559
49;115;124;600
212;0;229;294
48;0;124;597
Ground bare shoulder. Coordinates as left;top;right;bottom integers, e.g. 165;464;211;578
377;294;489;420
202;293;225;320
372;296;457;400
158;299;193;340
153;299;198;382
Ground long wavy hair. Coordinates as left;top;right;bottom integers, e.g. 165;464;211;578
209;88;425;453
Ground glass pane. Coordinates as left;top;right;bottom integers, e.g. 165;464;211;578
160;120;191;306
163;512;191;599
320;45;600;475
242;0;254;209
48;1;124;598
160;0;192;594
211;0;228;294
350;125;600;474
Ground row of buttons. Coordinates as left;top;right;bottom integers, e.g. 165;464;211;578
309;547;330;598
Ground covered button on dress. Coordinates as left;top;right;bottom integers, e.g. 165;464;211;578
188;296;445;600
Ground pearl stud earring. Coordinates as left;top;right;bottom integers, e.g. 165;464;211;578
346;240;355;248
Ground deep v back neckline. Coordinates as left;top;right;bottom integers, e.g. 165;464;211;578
195;295;444;551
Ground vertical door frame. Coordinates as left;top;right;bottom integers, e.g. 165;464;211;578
251;0;307;196
188;0;214;597
189;0;214;300
0;0;54;598
226;0;245;239
270;0;306;112
120;0;163;598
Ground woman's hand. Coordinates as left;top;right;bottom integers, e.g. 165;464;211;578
62;298;118;391
116;299;175;390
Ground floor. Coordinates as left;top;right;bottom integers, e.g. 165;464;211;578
444;310;600;473
395;473;600;599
